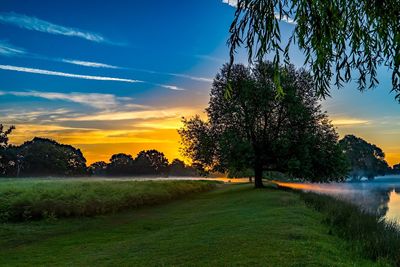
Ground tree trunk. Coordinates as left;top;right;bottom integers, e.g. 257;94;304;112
254;161;264;188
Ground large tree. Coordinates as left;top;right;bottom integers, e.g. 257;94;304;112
8;137;87;177
339;135;389;180
228;0;400;101
133;150;169;176
108;153;134;176
180;62;348;187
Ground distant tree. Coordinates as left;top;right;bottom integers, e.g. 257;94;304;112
14;137;87;176
339;135;389;180
88;161;108;176
0;124;15;148
394;164;400;174
0;124;15;176
180;62;348;187
228;0;400;101
108;153;134;176
133;150;169;176
169;159;197;177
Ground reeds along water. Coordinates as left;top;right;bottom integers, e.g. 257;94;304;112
278;175;400;224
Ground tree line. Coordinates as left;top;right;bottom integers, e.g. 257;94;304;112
1;61;399;182
0;123;398;180
0;131;197;177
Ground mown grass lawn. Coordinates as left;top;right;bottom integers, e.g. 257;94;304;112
0;183;382;266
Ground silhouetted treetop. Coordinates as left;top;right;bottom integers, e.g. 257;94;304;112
339;135;389;180
134;150;169;175
11;137;87;176
0;124;15;148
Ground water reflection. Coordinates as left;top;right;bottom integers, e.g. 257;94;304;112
278;175;400;224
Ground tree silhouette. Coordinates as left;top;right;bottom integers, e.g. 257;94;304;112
180;62;348;187
88;161;108;176
133;150;169;176
13;137;87;176
169;159;197;177
108;153;134;176
0;124;15;148
339;135;389;180
394;164;400;174
0;124;15;176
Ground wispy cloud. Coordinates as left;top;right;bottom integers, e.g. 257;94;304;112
222;0;238;7
222;0;296;25
168;73;213;83
55;107;197;122
0;64;143;83
0;90;137;109
0;12;114;44
61;59;119;69
158;84;185;91
0;40;26;56
0;39;212;85
331;118;370;126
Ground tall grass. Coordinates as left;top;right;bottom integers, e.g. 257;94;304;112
0;179;218;222
298;190;400;266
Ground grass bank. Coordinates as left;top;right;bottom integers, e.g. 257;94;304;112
0;183;380;266
0;179;218;222
298;191;400;266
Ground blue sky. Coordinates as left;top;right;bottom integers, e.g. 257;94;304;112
0;0;399;165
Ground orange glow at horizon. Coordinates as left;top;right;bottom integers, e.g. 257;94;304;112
6;115;400;167
8;123;187;165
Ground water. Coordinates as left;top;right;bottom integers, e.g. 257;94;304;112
278;175;400;224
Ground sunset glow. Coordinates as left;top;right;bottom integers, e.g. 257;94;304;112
1;1;400;167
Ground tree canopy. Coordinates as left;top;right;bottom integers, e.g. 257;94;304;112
134;150;169;175
0;124;15;176
339;135;389;180
4;137;87;177
179;61;348;187
228;0;400;100
0;124;14;148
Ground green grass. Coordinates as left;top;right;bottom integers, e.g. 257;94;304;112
0;183;384;266
0;179;218;222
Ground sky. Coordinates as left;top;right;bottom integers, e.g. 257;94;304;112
0;0;399;166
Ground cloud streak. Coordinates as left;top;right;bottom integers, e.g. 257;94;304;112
61;59;119;69
0;40;26;56
331;118;370;126
158;84;185;91
0;64;143;83
0;12;112;43
0;90;134;109
55;107;196;122
0;40;212;85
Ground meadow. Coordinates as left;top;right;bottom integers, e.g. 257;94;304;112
0;179;218;222
0;181;386;266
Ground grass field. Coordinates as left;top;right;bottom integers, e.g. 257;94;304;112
0;182;385;266
0;179;218;222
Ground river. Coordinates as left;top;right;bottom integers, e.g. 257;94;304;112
278;175;400;224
